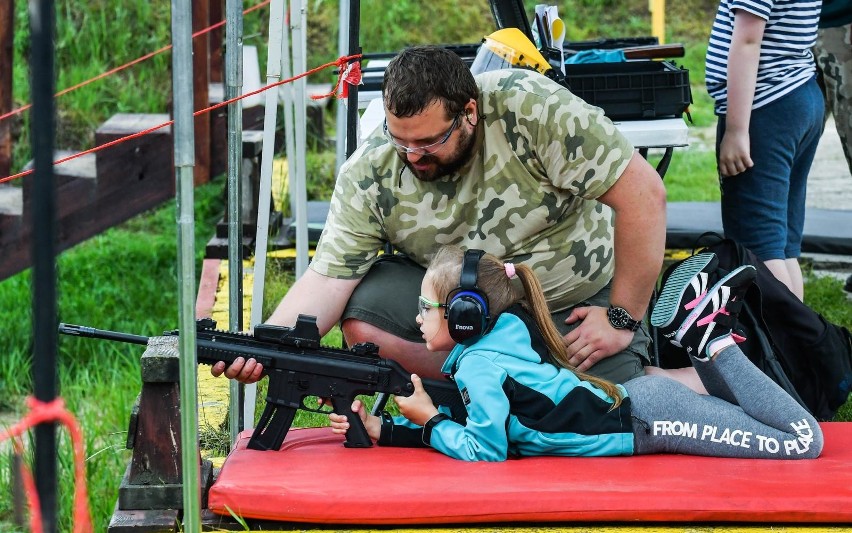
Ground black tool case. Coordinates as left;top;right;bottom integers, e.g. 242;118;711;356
563;60;692;120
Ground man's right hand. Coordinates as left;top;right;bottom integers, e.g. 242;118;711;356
211;357;265;384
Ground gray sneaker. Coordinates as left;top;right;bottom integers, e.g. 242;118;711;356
651;252;720;340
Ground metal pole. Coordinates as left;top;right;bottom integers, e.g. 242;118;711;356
171;0;201;529
247;0;287;429
226;0;245;444
291;0;308;276
346;0;361;158
335;0;350;173
29;0;58;529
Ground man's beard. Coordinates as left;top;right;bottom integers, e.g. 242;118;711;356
401;125;476;182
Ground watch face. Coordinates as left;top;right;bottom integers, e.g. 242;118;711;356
608;307;631;329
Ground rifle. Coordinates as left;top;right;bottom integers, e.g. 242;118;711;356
58;315;466;451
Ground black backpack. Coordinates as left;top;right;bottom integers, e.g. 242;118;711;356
655;236;852;421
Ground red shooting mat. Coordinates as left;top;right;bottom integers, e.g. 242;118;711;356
208;423;852;525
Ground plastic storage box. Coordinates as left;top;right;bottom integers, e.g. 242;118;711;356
563;60;692;120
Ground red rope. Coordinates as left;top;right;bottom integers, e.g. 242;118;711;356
1;396;93;533
0;0;272;124
10;437;41;533
0;53;362;185
311;59;363;100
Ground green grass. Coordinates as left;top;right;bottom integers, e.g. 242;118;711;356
0;179;225;532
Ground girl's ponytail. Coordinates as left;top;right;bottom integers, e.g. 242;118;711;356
514;265;624;408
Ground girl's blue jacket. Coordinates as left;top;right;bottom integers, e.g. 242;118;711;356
378;306;635;461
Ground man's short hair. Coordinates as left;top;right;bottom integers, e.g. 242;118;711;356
382;46;479;119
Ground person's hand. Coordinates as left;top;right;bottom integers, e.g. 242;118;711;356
718;129;753;177
328;399;381;441
394;374;439;426
210;357;264;384
563;305;633;372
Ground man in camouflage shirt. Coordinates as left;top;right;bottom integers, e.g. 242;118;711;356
216;46;667;386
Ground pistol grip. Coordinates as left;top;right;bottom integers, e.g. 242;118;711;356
334;399;373;448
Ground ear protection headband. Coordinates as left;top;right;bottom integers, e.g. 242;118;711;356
445;249;490;343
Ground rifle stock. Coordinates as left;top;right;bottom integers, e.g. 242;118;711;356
621;44;685;60
59;315;467;451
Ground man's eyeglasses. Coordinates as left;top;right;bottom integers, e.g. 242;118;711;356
384;113;461;156
417;295;447;320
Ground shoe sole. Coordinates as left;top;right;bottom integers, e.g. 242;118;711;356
672;264;756;346
650;253;717;329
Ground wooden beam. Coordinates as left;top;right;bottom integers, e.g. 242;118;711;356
209;0;223;83
192;0;211;184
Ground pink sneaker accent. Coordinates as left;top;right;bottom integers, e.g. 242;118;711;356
684;293;706;311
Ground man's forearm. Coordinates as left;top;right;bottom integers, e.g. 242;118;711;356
610;205;666;319
265;268;361;335
602;154;667;319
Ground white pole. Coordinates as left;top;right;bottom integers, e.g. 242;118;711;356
247;0;287;430
335;1;350;173
291;0;309;276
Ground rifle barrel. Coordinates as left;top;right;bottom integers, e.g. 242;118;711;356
58;323;150;346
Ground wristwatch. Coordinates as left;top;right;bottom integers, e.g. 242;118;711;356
607;305;641;332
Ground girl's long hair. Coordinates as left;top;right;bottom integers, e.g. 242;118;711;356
427;246;623;407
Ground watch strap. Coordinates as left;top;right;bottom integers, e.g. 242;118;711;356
377;410;394;446
421;413;450;445
608;305;641;331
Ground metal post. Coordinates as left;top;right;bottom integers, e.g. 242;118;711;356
225;0;245;443
29;0;58;529
247;0;287;430
346;0;361;158
335;0;350;173
171;0;201;529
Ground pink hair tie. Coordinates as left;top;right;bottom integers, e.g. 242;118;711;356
504;262;516;279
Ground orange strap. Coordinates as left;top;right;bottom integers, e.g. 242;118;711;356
1;396;92;533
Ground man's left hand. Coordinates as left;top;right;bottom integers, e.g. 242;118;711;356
563;305;633;371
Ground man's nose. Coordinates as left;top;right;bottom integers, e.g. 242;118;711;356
405;150;424;163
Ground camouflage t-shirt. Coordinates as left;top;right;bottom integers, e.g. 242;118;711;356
310;69;634;311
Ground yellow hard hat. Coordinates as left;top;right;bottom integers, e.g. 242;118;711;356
470;28;551;76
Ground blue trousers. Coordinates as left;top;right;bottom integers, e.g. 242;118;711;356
716;77;824;260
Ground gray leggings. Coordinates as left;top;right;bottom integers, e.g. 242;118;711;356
624;345;824;459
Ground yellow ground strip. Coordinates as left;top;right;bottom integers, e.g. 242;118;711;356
198;156;291;463
197;258;255;462
245;527;852;533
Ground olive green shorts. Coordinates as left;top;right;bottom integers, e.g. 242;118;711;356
342;254;649;384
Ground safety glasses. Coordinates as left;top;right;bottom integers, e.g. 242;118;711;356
417;295;447;320
383;113;461;156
